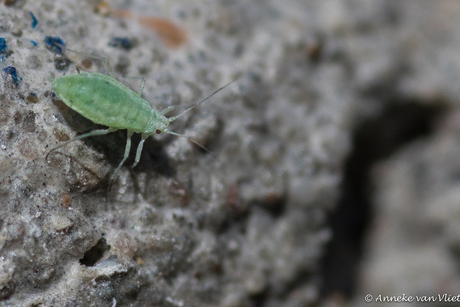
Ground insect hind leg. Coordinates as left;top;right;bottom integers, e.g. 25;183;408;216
46;128;117;160
64;47;114;77
137;78;146;96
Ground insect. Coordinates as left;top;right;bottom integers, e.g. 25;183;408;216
47;51;235;185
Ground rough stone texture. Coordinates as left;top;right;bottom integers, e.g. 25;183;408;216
1;0;459;306
349;1;460;306
356;113;460;307
0;1;351;306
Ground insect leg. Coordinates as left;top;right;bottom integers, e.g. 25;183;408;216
65;47;114;77
46;128;117;159
132;133;149;168
122;76;146;96
160;106;175;115
137;78;146;96
110;130;134;182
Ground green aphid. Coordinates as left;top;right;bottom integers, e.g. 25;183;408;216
48;57;234;185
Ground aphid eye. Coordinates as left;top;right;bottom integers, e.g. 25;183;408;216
156;129;161;134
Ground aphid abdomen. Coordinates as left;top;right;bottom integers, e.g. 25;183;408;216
53;72;153;132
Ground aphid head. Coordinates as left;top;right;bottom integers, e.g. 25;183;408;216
145;113;171;136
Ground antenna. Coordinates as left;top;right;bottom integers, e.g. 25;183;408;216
168;78;238;122
164;129;219;161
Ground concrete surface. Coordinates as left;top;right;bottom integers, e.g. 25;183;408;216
1;0;460;306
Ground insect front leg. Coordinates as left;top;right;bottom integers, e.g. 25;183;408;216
122;76;146;96
160;106;175;115
132;133;149;168
110;130;134;183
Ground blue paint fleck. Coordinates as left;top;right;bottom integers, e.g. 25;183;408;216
30;40;38;46
0;38;7;54
108;37;133;50
29;12;38;28
3;66;19;86
30;92;37;97
45;36;65;54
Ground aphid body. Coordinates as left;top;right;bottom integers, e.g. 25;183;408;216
50;69;233;184
53;72;172;135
